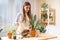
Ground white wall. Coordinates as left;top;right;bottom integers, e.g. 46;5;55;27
46;0;60;27
30;0;60;27
23;0;41;21
34;0;60;27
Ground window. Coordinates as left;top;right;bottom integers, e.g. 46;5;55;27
0;0;24;27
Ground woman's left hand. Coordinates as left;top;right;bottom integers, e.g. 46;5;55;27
25;26;30;29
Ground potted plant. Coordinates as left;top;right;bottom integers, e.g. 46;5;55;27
36;23;46;33
12;29;16;39
0;29;3;40
41;3;48;10
42;13;48;21
6;26;13;39
30;15;36;37
0;29;3;32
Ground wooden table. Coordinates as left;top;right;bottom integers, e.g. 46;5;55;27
1;33;57;40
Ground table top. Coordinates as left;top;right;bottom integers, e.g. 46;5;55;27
1;33;57;40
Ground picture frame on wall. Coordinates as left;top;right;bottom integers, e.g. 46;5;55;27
49;8;56;25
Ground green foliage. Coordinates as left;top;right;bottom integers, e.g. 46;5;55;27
49;16;52;18
34;15;36;22
6;26;13;33
36;23;46;33
31;15;36;30
6;26;17;35
41;3;48;8
12;29;16;35
0;29;3;32
30;15;46;33
42;13;48;19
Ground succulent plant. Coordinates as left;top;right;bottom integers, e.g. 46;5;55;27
30;15;36;30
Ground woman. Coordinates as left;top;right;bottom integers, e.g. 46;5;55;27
16;2;32;35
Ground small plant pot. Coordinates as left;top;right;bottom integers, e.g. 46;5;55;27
13;35;16;39
8;33;12;39
0;37;1;40
30;30;36;37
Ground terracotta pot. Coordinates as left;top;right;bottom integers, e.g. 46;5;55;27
30;30;36;37
8;33;12;39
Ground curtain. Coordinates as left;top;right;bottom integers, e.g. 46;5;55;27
0;0;24;27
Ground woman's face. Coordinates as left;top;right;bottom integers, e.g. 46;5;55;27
24;5;30;13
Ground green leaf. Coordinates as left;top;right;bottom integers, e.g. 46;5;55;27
36;23;46;33
42;13;48;19
12;30;16;35
6;26;13;33
42;29;46;33
34;15;36;22
30;15;37;30
0;29;3;32
31;21;35;30
41;3;48;8
36;23;42;30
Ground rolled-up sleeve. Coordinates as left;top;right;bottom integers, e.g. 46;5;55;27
16;13;22;22
16;13;23;34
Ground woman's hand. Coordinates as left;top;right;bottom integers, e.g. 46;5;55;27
26;26;30;29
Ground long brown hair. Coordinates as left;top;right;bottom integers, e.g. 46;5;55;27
22;2;32;24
